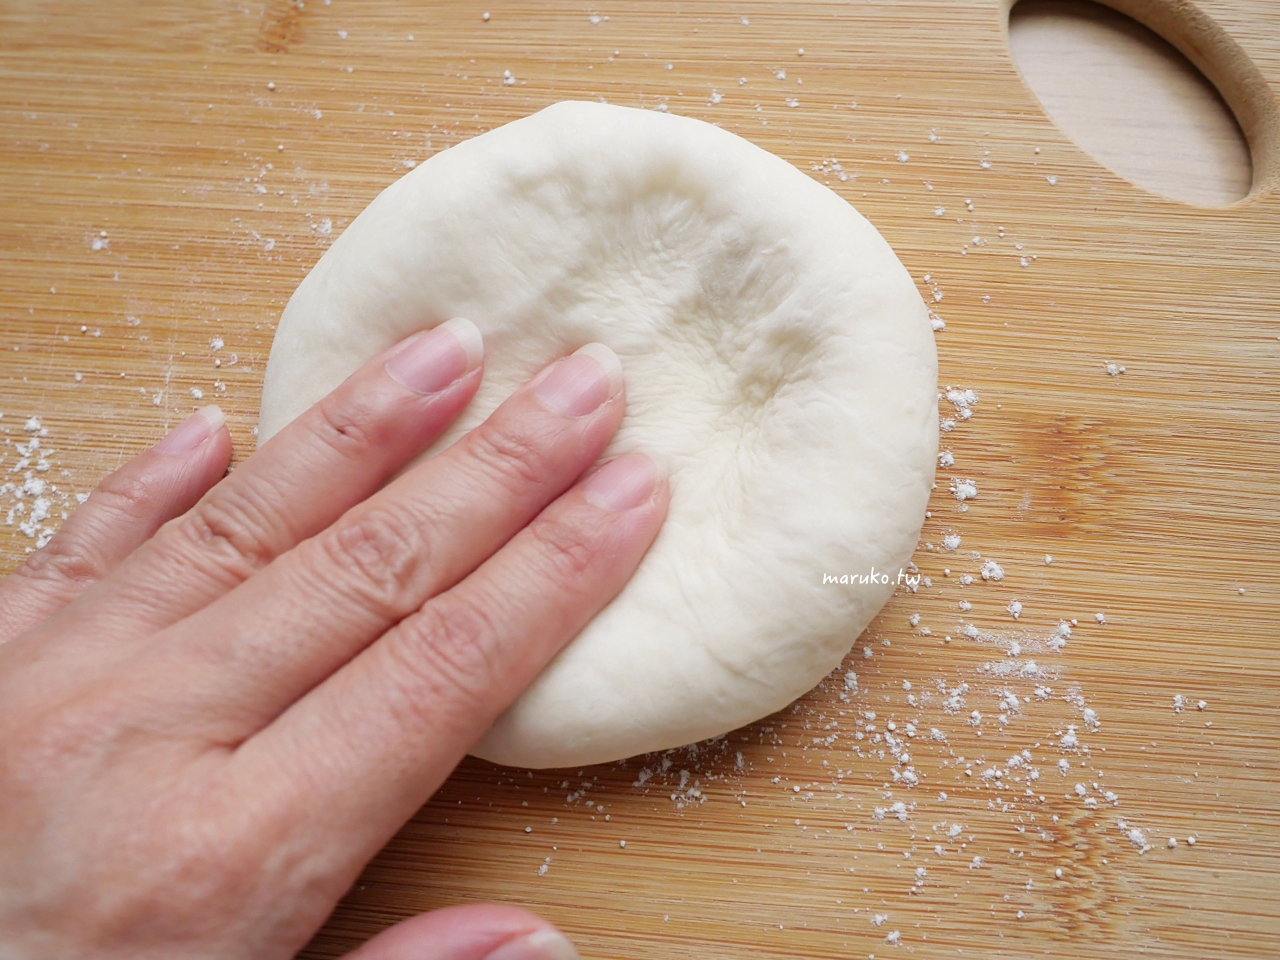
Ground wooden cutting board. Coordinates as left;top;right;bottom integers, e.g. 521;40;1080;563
2;1;1277;957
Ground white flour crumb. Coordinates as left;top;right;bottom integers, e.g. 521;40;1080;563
951;479;977;502
980;559;1004;581
978;658;1049;680
1047;621;1072;650
945;387;978;415
1124;824;1150;853
1008;600;1023;619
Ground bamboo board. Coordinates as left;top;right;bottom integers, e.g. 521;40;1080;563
1;1;1278;957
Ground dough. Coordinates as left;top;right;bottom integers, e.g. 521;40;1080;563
259;101;937;769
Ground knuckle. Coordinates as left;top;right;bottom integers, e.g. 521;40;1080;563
9;466;169;589
91;466;162;526
145;800;255;908
312;387;388;458
387;596;502;725
13;536;103;588
174;485;282;583
526;511;604;583
316;508;435;621
1;688;130;791
464;416;559;494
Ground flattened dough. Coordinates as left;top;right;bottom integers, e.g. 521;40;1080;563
259;101;938;769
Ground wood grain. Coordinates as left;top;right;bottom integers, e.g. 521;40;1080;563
1;1;1278;958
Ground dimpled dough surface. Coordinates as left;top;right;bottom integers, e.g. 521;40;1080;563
259;100;938;769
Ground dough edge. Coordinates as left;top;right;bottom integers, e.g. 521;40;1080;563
258;101;939;770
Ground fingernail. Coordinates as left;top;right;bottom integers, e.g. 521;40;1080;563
582;452;659;512
483;928;581;960
533;343;623;418
154;405;225;456
386;317;483;395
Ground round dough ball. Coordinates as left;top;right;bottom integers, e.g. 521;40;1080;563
259;101;937;769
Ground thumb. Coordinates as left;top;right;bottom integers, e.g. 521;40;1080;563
340;903;582;960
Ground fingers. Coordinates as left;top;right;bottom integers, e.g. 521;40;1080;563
68;319;485;640
240;452;666;851
146;344;628;737
341;904;580;960
0;407;231;645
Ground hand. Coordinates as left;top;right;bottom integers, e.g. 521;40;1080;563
0;319;668;960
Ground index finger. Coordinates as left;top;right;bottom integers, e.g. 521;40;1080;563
37;318;484;658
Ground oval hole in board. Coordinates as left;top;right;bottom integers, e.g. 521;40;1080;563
1008;0;1252;206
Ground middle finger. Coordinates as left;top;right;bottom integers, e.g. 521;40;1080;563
141;344;625;738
